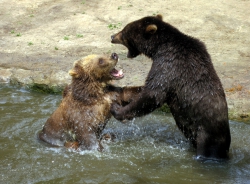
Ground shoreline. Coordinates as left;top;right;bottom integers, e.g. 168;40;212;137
0;65;249;123
0;0;249;123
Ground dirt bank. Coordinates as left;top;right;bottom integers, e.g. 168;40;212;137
0;0;249;122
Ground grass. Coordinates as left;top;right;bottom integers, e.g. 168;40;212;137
152;11;160;16
108;23;122;30
10;30;22;37
63;36;69;40
76;34;83;38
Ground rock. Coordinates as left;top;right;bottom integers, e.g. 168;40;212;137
0;0;249;122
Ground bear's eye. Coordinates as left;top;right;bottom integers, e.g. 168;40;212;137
99;58;104;65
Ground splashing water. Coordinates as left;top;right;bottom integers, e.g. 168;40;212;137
0;84;250;183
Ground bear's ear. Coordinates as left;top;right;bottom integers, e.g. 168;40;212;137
145;24;157;34
156;14;163;21
69;69;79;78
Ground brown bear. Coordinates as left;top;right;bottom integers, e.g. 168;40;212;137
39;53;141;151
110;15;231;160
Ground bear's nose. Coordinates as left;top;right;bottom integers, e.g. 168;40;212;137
111;53;118;60
111;35;116;43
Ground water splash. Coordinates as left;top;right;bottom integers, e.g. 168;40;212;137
1;84;250;183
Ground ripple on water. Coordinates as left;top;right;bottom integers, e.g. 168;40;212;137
0;84;250;183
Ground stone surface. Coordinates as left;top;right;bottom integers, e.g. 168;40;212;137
0;0;249;122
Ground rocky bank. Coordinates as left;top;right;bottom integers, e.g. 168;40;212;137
0;0;249;122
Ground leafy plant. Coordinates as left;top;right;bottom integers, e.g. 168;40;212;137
16;33;21;37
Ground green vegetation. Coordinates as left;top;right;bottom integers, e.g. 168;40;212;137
55;47;59;50
158;103;171;113
16;33;21;37
108;23;122;30
30;83;63;94
28;42;33;46
76;34;83;38
63;36;69;40
152;11;159;16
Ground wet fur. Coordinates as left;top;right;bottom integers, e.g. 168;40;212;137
39;55;141;151
111;15;231;159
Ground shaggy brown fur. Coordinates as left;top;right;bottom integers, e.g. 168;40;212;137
39;53;141;151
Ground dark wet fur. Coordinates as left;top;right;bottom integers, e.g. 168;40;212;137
111;15;231;159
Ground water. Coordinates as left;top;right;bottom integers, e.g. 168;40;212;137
0;84;250;184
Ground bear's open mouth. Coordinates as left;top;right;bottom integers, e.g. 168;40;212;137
110;68;124;80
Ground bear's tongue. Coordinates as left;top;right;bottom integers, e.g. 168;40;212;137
110;68;124;79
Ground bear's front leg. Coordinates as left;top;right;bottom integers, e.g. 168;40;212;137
111;102;134;121
111;90;161;121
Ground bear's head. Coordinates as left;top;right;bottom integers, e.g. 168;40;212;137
69;53;124;83
111;14;172;58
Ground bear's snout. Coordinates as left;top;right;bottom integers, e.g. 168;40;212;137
111;35;115;41
111;33;122;44
111;53;118;60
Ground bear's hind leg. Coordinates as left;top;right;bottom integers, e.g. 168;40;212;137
64;141;79;150
196;129;229;160
77;132;103;151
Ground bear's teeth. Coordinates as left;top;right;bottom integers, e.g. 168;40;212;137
111;68;118;75
111;69;123;78
118;69;123;76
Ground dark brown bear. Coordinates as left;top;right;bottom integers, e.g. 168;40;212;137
111;15;231;160
39;53;141;151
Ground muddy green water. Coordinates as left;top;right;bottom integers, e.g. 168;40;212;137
0;84;250;184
